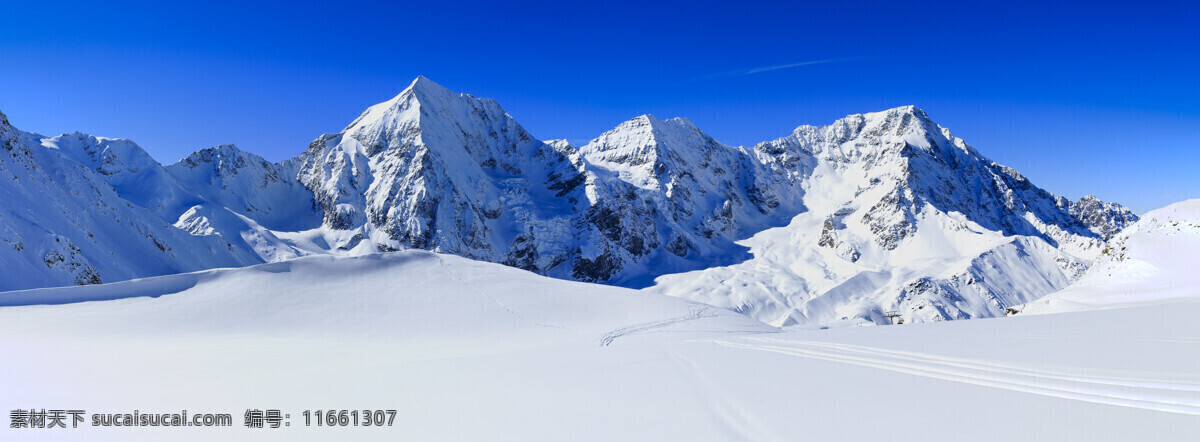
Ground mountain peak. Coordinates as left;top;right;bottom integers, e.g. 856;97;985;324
177;143;251;165
202;143;243;154
581;113;722;172
859;105;934;126
404;75;455;99
0;110;13;138
341;76;464;137
631;113;662;123
611;114;708;139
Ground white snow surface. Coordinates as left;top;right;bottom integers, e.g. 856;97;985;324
1;250;1197;441
1016;199;1200;315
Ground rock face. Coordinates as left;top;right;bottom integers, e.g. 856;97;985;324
294;77;801;285
1058;194;1140;241
297;76;574;262
0;79;1141;327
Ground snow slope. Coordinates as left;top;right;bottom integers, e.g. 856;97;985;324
647;106;1113;326
1016;199;1200;315
0;111;335;289
1;251;1196;441
166;144;321;232
0;111;259;291
39;132;202;220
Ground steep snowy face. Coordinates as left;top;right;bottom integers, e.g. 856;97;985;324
0;111;14;139
1016;199;1200;315
569;114;801;284
756;106;1126;256
0;115;259;291
295;79;800;284
167;144;320;231
297;76;584;270
581;115;798;215
650;106;1131;326
39;132;201;219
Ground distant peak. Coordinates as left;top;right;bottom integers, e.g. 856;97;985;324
865;105;931;120
341;76;463;134
629;114;700;129
665;116;699;129
188;144;244;156
605;113;714;141
545;139;574;149
403;75;455;98
620;114;662;127
817;105;938;136
176;143;261;167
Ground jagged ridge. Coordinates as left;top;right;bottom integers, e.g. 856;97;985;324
0;79;1140;327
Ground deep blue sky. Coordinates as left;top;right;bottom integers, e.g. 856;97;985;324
1;0;1196;213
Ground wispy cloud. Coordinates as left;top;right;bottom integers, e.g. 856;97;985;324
694;55;892;81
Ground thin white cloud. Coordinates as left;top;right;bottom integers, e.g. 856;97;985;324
743;59;839;74
695;55;891;80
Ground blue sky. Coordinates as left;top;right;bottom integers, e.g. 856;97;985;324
1;0;1196;213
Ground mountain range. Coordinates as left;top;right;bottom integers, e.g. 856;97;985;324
0;77;1137;326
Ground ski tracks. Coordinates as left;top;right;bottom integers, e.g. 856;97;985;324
714;337;1200;415
600;306;718;347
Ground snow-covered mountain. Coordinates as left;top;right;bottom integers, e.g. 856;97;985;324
0;78;1139;327
572;114;803;285
1014;199;1200;315
296;76;581;266
294;77;800;285
167;144;321;232
0;111;260;291
647;106;1141;326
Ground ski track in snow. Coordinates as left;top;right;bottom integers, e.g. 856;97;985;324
714;337;1200;415
600;306;718;347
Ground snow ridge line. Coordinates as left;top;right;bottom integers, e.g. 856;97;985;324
435;256;573;331
600;306;717;347
714;338;1200;415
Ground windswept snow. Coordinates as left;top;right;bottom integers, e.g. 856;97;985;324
1016;199;1200;315
1;250;1197;441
